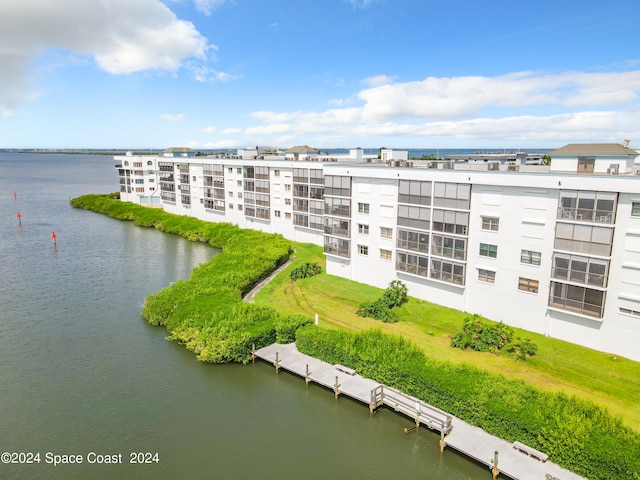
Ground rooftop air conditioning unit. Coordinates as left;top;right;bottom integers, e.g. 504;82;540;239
507;165;520;172
488;163;499;171
608;164;619;174
443;161;453;170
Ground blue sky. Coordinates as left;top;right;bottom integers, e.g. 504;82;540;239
1;0;639;150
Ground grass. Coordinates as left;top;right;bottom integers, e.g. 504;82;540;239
255;243;640;432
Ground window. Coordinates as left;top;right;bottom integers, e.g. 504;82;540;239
358;245;369;256
482;216;499;231
237;180;242;186
228;203;233;209
285;212;291;219
398;229;430;254
324;175;351;197
478;269;496;284
398;180;432;205
381;227;393;239
238;205;243;211
236;168;242;174
479;243;498;258
285;184;291;192
358;203;370;214
620;307;640;317
274;210;281;218
324;237;350;258
274;169;280;177
238;192;243;199
147;160;153;166
396;251;429;277
399;205;431;230
228;191;233;197
380;249;392;261
554;223;614;256
228;167;233;173
430;259;465;285
518;277;539;293
325;197;350;217
551;253;609;287
549;282;604;318
432;209;468;235
633;202;640;217
358;224;369;235
294;213;309;227
433;182;471;209
192;176;196;182
521;250;542;266
285;198;291;205
558;190;617;224
431;234;466;260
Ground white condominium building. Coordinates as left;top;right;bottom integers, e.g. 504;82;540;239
115;143;640;361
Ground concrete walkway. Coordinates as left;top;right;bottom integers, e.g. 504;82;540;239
243;257;293;303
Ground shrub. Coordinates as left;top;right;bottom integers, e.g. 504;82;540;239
290;262;322;281
275;314;314;343
451;314;537;359
356;280;407;323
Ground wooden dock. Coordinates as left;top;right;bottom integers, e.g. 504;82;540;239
254;342;586;480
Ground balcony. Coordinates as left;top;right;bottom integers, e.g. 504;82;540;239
548;296;604;318
553;238;611;257
551;268;607;288
323;244;350;258
558;207;615;224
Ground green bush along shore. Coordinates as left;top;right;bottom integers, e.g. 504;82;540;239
72;193;640;480
71;193;310;362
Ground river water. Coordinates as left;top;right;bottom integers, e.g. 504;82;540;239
0;153;487;479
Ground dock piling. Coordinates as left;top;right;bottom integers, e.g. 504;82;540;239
252;343;255;363
334;375;339;398
275;352;279;374
492;451;499;479
305;364;309;386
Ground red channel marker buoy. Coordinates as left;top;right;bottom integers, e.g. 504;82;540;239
17;212;22;225
13;191;17;200
51;231;57;245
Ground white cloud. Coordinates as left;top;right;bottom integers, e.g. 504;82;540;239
242;69;640;145
198;126;243;134
188;139;240;149
193;0;226;15
355;70;640;122
188;64;241;82
362;74;395;87
0;0;212;116
161;114;185;122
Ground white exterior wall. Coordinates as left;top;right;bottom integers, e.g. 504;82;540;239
464;185;557;333
115;155;640;361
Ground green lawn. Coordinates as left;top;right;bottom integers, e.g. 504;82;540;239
255;243;640;432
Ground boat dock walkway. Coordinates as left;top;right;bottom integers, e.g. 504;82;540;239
254;342;586;480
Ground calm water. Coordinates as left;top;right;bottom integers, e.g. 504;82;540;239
0;153;487;479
